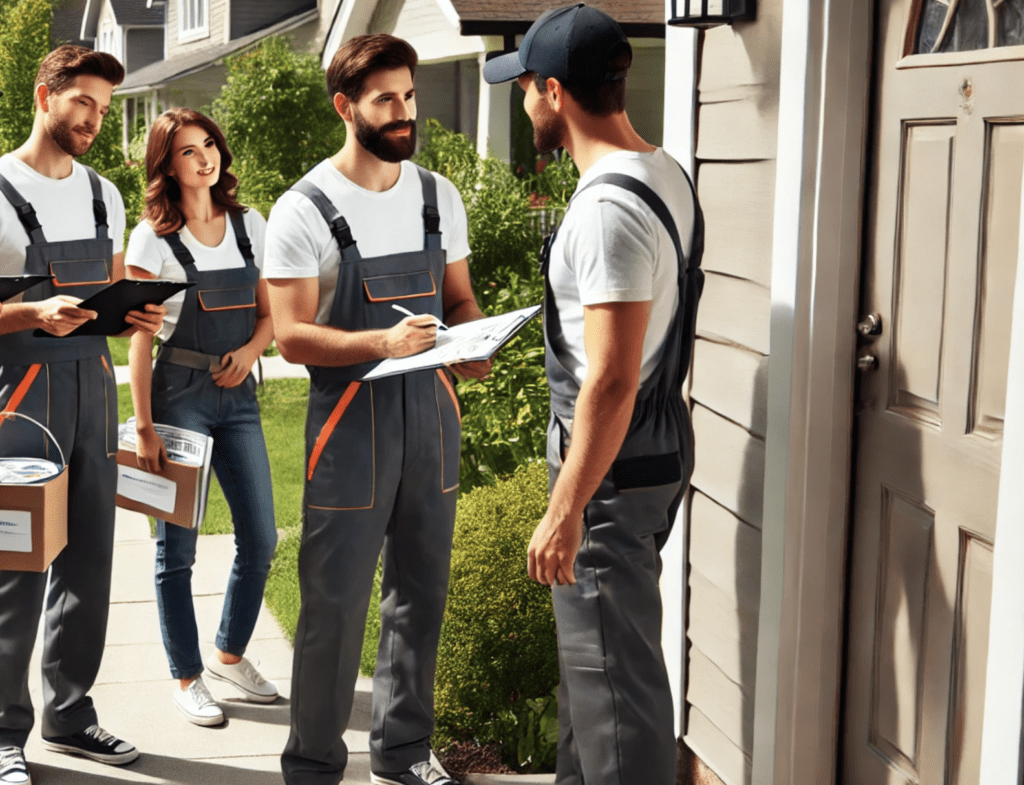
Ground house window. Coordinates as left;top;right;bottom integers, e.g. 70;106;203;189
915;0;1024;53
179;0;209;43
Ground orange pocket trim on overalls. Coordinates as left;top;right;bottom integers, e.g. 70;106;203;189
0;363;43;430
307;381;361;482
435;368;461;423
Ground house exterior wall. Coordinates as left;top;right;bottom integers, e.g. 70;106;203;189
167;0;229;58
97;1;121;62
682;3;784;784
126;27;165;73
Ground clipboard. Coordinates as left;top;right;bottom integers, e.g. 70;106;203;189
33;279;193;337
0;275;48;302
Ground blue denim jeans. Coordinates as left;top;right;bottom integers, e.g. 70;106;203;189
151;365;276;680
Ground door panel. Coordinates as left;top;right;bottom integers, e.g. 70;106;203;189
842;1;1024;784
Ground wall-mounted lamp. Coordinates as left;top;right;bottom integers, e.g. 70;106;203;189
668;0;755;27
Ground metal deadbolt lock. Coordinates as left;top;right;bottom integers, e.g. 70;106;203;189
857;314;882;337
858;354;878;372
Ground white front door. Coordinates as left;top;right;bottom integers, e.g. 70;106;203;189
842;2;1024;784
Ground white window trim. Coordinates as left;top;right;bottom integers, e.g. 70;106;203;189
178;0;209;44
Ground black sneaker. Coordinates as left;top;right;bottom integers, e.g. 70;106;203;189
370;760;461;785
41;725;138;766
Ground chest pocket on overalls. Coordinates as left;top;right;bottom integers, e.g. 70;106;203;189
363;271;437;302
197;287;256;311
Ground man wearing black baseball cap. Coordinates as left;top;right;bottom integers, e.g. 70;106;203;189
486;6;705;785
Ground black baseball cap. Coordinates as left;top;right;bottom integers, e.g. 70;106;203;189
482;4;631;86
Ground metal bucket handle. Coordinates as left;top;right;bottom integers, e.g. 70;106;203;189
0;412;66;470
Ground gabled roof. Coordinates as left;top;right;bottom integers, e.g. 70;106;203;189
117;6;319;94
451;0;665;36
81;0;164;41
52;0;90;47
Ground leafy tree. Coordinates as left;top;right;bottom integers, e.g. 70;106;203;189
0;0;52;155
211;35;344;214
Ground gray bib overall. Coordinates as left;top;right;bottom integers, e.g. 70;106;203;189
147;213;276;683
0;166;121;745
281;166;461;784
542;169;704;785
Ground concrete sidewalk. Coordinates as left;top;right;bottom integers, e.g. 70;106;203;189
22;507;376;785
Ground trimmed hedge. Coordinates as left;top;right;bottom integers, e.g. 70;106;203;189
433;461;558;747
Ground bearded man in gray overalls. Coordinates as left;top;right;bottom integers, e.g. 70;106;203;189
485;6;705;785
265;34;489;785
0;46;165;785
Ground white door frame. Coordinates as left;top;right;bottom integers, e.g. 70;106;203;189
978;157;1024;785
751;1;873;783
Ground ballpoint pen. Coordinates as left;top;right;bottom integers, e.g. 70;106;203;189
391;303;448;330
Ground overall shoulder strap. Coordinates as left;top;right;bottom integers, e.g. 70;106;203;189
290;180;361;262
0;172;47;245
577;173;687;270
229;211;255;267
82;166;109;239
414;164;442;252
162;229;196;269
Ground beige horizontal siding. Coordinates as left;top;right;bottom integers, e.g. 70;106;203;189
690;339;769;438
696;99;777;161
698;161;776;288
690;492;762;600
688;569;758;688
688;645;754;754
685;706;753;785
690;404;765;527
695;273;770;355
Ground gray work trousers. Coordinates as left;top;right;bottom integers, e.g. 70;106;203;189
0;357;118;747
282;370;460;785
548;417;680;785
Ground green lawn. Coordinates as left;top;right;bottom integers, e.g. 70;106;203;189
107;337;130;366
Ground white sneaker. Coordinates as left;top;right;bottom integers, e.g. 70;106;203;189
204;654;279;703
0;746;30;785
173;677;224;726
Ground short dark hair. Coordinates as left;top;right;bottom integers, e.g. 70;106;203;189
532;43;632;117
326;34;418;101
35;45;125;97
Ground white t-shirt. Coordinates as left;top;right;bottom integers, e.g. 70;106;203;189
0;153;126;277
548;148;696;386
124;209;267;343
263;159;471;324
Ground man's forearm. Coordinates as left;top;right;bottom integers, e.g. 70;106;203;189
548;371;637;521
0;301;40;336
275;320;390;367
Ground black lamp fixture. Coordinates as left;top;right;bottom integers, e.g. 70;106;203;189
668;0;755;27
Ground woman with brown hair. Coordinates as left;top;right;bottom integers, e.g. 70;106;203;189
126;108;278;726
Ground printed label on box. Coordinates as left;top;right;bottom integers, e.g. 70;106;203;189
117;466;177;513
0;510;32;553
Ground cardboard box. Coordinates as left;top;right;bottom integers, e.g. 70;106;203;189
0;467;68;572
115;450;207;529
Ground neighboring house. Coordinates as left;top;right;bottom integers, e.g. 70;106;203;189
51;0;90;48
80;0;165;74
322;0;666;164
653;1;1024;785
105;0;332;150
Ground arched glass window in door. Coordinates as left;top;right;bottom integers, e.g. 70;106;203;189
915;0;1024;52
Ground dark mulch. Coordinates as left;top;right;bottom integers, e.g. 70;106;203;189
438;741;516;780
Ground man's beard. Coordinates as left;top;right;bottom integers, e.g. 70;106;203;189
47;113;96;158
353;108;416;163
531;100;566;154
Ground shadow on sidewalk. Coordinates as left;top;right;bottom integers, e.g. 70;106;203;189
29;753;284;784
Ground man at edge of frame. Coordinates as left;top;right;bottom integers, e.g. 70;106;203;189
0;45;166;785
264;33;490;785
484;5;705;785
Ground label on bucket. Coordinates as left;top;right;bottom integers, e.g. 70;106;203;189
0;510;32;553
117;465;177;513
0;459;60;484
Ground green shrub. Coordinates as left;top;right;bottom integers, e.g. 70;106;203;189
500;687;559;773
433;462;558;757
211;36;344;209
0;0;50;156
